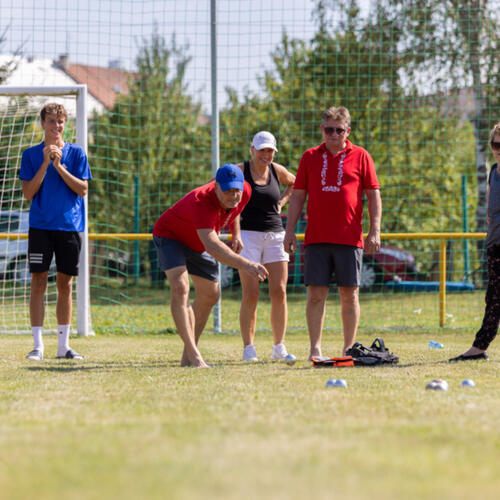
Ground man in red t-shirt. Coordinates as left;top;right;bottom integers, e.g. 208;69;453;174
153;164;268;367
284;107;382;359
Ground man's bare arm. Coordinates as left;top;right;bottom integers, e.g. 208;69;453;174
364;189;382;254
283;189;306;253
197;229;268;281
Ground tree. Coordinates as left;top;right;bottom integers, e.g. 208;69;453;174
221;1;400;180
88;31;212;281
220;0;477;277
0;27;18;84
89;31;211;235
0;27;32;212
356;0;500;278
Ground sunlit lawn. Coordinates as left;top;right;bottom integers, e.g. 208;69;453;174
89;287;485;336
1;298;499;500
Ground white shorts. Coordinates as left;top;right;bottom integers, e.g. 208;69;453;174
240;230;289;265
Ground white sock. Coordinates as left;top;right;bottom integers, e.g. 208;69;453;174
57;324;71;356
32;326;44;352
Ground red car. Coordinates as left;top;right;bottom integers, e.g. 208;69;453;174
359;245;417;290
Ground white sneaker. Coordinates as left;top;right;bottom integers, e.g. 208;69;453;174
26;349;43;361
271;343;288;360
243;344;259;362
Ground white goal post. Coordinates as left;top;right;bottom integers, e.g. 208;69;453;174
0;85;92;336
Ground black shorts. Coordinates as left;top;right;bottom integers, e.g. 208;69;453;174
304;243;362;287
153;235;219;282
28;228;82;276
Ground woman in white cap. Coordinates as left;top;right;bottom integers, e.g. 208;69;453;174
236;131;296;361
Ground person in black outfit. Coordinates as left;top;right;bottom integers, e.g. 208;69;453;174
450;122;500;362
236;131;296;361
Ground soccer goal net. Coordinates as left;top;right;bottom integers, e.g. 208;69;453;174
0;85;91;335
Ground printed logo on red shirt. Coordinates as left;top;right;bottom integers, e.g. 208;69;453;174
321;152;346;192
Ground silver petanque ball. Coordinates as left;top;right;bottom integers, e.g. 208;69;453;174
284;353;296;366
461;379;476;388
426;378;448;391
325;379;347;388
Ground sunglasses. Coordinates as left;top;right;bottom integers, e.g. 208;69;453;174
491;141;500;150
323;126;347;135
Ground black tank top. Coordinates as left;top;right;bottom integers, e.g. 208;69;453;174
240;161;284;232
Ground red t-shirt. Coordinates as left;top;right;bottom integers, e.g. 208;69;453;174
153;181;252;252
294;140;380;248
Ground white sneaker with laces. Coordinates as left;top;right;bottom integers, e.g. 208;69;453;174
271;343;288;360
243;344;259;362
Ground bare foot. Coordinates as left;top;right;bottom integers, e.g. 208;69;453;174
181;358;210;367
342;344;354;356
181;346;210;367
180;348;190;367
308;348;322;361
190;357;210;368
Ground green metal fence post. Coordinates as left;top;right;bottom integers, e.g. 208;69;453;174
462;175;470;282
134;175;140;284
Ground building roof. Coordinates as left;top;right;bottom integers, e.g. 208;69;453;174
0;55;105;117
0;54;136;116
1;54;210;124
55;55;135;110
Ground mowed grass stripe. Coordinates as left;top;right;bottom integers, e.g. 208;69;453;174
0;332;499;500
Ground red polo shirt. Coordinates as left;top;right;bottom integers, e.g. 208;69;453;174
153;181;252;252
294;140;380;248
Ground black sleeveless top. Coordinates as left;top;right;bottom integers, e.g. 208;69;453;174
240;161;284;232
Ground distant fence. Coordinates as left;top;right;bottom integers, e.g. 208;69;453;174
2;231;485;328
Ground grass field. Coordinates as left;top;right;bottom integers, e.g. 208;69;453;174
0;281;487;333
1;296;500;500
88;287;487;335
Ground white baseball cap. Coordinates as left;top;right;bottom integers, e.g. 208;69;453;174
252;131;278;152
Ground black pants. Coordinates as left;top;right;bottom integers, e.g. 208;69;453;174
473;244;500;350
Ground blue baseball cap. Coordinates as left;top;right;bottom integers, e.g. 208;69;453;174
215;164;244;192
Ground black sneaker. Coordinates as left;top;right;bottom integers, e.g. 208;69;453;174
26;349;43;360
57;349;83;360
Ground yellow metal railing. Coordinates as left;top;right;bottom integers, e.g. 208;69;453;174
1;232;487;326
381;233;485;326
383;233;485;326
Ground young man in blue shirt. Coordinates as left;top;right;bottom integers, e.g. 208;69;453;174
20;103;92;360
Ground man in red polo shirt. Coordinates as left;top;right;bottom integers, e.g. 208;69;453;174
284;106;382;359
153;164;268;367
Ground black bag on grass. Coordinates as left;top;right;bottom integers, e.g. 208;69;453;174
346;338;399;366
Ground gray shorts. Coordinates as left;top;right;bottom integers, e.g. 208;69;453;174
304;243;362;287
153;235;219;282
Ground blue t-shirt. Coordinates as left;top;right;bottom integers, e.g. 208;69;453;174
19;142;92;232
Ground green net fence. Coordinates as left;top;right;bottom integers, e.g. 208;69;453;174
1;0;499;334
